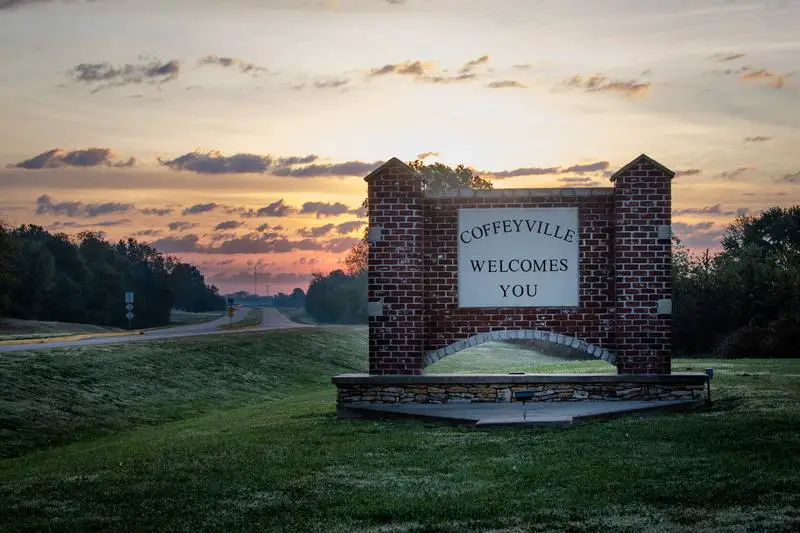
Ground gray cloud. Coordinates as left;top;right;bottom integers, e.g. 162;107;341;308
211;270;311;286
417;151;440;160
513;64;532;70
256;223;284;232
564;74;651;97
168;221;199;232
272;160;383;178
10;148;136;169
368;59;477;85
482;161;609;179
35;194;134;218
300;201;353;218
71;59;180;92
159;150;319;175
240;199;297;218
486;80;527;89
675;168;702;177
459;55;490;74
744;136;772;142
674;204;749;217
778;171;800;183
314;78;349;89
324;237;361;253
557;177;602;186
134;229;162;237
49;219;131;229
140;207;174;216
714;166;756;180
214;220;244;231
0;0;92;10
297;223;336;238
336;220;366;234
709;52;746;62
149;234;201;253
197;55;266;74
182;203;219;215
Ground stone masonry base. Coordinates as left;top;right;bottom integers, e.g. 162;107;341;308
333;373;709;404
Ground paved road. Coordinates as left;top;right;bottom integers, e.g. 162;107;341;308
0;308;309;353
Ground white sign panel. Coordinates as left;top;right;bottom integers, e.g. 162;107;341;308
458;207;579;308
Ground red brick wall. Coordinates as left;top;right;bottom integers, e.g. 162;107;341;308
366;155;673;375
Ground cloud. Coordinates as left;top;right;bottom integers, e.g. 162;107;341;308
35;194;134;218
564;74;651;97
168;221;199;232
673;204;748;217
206;234;322;255
385;0;405;4
481;161;609;179
714;166;756;180
239;199;297;218
299;201;356;218
255;223;284;232
10;148;136;169
210;270;311;286
417;151;440;161
49;219;131;229
182;203;219;215
709;52;746;62
158;150;319;175
70;59;180;91
324;237;361;253
368;59;477;85
0;0;91;10
778;171;800;183
272;160;384;178
297;223;336;238
197;55;266;74
459;55;490;74
486;80;527;89
336;220;366;234
675;168;702;177
369;60;430;78
739;68;789;89
293;256;320;266
214;220;244;231
314;78;349;89
134;229;162;237
149;234;202;253
140;207;174;216
513;64;532;70
744;136;772;143
672;221;725;249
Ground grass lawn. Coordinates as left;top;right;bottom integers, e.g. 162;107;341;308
277;306;318;324
168;309;225;326
1;331;799;532
0;318;121;341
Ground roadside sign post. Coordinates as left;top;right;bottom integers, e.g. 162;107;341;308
226;296;234;325
125;292;135;330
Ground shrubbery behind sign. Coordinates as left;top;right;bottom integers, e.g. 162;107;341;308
458;207;580;308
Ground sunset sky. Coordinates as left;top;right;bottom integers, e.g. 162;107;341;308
0;0;798;295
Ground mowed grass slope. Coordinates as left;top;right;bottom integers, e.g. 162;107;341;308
0;326;363;458
0;318;122;341
1;331;800;532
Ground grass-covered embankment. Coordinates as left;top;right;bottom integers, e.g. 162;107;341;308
0;318;122;342
1;332;799;532
0;327;364;459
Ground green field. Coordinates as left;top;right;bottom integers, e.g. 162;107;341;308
1;329;799;532
168;309;225;326
276;306;318;324
0;317;122;342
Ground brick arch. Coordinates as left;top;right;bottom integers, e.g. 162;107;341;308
423;329;617;367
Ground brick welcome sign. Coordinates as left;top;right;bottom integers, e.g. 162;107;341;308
365;154;673;376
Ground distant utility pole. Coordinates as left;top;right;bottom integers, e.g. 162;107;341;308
265;284;270;296
254;268;257;296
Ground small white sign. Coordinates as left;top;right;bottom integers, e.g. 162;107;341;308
125;303;134;311
458;207;580;308
125;292;135;304
126;311;134;320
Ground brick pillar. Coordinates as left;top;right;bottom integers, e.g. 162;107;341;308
365;158;425;375
612;154;673;374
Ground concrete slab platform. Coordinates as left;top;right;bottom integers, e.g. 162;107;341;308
337;400;705;427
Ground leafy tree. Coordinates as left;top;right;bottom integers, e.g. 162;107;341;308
0;220;17;315
304;270;366;323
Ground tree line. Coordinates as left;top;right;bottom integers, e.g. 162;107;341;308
304;160;799;358
0;224;225;328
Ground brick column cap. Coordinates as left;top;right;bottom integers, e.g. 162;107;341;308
610;154;675;183
364;157;420;183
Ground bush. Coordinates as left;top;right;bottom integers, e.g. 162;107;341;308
714;314;800;358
